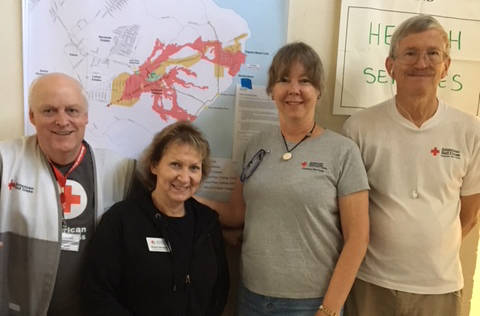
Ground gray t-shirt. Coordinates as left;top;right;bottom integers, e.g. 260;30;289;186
240;127;369;298
47;145;95;316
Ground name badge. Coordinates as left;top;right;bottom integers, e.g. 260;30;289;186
61;232;81;252
146;237;170;252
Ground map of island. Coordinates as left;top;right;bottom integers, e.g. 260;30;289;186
24;0;288;161
111;35;247;121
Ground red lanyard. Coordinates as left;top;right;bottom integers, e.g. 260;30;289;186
48;144;87;216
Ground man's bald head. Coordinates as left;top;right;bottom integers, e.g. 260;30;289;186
28;73;88;111
28;73;89;165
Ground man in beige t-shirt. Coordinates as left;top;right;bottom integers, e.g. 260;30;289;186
343;14;480;316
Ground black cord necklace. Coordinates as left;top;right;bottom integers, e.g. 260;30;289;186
281;122;316;161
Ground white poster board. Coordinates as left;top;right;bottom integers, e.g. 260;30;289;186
333;0;480;116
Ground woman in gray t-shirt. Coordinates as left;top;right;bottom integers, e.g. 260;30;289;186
197;42;369;316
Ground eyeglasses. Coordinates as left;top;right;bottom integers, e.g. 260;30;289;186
394;49;447;65
240;149;268;182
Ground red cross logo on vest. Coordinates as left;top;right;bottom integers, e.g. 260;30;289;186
61;184;81;214
48;144;87;220
63;179;88;220
430;147;440;156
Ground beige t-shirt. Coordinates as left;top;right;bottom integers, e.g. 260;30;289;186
343;98;480;294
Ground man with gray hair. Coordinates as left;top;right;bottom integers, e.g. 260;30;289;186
0;73;136;315
343;14;480;316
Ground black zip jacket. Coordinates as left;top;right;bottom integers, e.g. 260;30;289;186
84;193;229;316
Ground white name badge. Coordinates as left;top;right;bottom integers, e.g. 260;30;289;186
61;232;81;252
146;237;170;252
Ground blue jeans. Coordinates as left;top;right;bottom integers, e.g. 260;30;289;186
237;283;325;316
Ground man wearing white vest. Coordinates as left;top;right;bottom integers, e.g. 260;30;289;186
343;15;480;316
0;73;136;316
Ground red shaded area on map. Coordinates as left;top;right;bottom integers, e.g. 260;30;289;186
111;37;246;121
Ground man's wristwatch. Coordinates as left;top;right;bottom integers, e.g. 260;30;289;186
318;304;337;316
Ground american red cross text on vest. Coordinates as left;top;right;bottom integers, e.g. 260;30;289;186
62;185;81;214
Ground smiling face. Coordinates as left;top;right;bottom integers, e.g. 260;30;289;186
29;74;88;165
150;142;203;208
271;61;321;124
386;29;450;97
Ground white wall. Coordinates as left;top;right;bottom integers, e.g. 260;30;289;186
288;0;348;133
0;0;23;140
0;1;477;315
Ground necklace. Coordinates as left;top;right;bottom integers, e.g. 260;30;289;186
281;122;316;161
396;102;437;128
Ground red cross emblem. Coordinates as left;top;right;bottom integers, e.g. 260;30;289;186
61;185;81;214
430;147;440;156
301;161;307;168
8;180;16;190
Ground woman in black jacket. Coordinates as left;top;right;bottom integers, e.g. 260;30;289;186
84;121;229;316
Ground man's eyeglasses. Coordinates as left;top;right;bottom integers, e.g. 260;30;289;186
394;49;447;65
240;149;268;182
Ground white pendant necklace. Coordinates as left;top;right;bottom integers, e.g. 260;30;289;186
281;122;316;161
282;152;292;161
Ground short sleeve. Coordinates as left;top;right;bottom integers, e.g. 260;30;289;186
336;140;369;197
460;122;480;196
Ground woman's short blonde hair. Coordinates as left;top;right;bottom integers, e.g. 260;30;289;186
266;42;325;96
138;121;211;191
